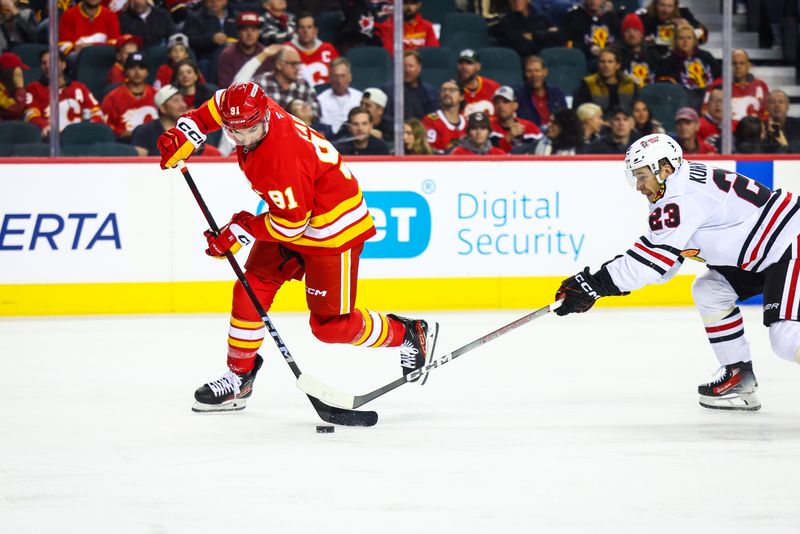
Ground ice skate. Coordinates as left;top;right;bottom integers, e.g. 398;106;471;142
698;361;761;411
192;354;264;412
389;314;439;384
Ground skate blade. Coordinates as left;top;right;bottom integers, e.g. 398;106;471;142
699;392;761;411
191;398;248;413
419;321;440;386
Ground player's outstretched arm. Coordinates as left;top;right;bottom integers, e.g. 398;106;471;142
554;266;625;317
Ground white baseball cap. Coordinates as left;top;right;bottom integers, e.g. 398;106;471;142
155;84;181;107
363;87;388;108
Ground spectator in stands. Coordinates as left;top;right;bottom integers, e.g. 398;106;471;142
101;51;157;139
335;105;389;155
456;49;501;117
335;0;391;53
451;111;507;155
118;0;176;49
385;49;436;121
573;47;638;116
253;45;320;118
288;98;332;138
698;86;723;150
515;55;566;130
0;51;26;120
392;0;438;53
108;34;142;85
422;78;467;154
183;0;237;80
766;90;800;153
705;50;769;122
674;106;716;154
489;85;542;153
656;24;718;112
227;40;283;85
288;12;339;87
637;0;707;56
171;59;213;109
615;13;661;88
360;87;391;142
403;117;432;155
317;57;362;135
260;0;296;45
631;98;664;136
155;33;191;90
576;102;604;146
491;0;564;58
58;0;121;56
0;0;38;53
217;12;271;88
583;105;638;154
735;115;788;154
564;0;620;64
24;49;104;137
534;108;584;155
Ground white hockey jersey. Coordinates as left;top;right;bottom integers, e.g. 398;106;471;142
606;161;800;293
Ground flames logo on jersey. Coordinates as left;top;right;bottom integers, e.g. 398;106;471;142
656;24;675;46
629;61;651;87
683;59;710;89
589;25;610;48
122;106;158;131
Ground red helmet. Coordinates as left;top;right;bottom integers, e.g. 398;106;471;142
219;82;270;146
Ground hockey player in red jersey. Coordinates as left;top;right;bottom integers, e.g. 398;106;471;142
157;81;439;412
554;134;800;412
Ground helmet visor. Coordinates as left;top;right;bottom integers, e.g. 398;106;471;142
223;118;268;147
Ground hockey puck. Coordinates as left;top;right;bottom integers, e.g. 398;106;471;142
316;425;335;433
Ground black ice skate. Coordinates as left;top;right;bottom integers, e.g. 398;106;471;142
389;314;439;384
192;354;264;413
698;361;761;411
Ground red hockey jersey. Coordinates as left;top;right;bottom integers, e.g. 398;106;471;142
489;116;542;152
422;110;466;153
24;80;104;130
182;93;376;255
463;76;501;117
379;12;439;54
704;77;770;121
289;39;340;86
101;84;157;136
58;4;121;54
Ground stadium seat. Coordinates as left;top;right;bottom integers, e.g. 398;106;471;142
61;144;88;157
102;83;120;99
477;47;522;87
640;83;689;131
540;47;587;96
144;45;167;85
84;142;140;156
418;46;457;89
440;13;490;50
61;122;116;145
10;143;50;157
0;121;42;145
74;45;116;102
421;0;458;25
345;46;391;90
315;10;344;44
13;43;46;86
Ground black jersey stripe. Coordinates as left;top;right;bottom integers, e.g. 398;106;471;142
750;199;800;272
627;249;667;275
640;236;682;257
708;330;745;344
738;189;782;266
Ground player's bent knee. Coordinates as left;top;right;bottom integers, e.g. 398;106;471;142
309;314;341;344
768;320;800;363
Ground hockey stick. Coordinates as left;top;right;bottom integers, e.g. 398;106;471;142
176;160;378;426
297;301;561;409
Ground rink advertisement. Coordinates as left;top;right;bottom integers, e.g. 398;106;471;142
1;157;799;315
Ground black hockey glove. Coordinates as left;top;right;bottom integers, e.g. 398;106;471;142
555;266;623;316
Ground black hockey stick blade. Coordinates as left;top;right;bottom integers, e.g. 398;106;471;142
310;395;378;426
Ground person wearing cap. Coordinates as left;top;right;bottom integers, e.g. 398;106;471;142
0;51;26;120
456;49;501;117
0;0;38;52
422;78;467;154
183;0;237;78
317;57;362;135
614;13;661;88
583;105;640;154
359;86;392;143
252;45;320;119
107;34;143;84
564;0;620;63
259;0;296;46
24;49;104;137
489;85;542;153
703;50;769;123
154;33;192;90
335;105;390;156
515;55;567;129
118;0;176;49
490;0;564;58
58;0;121;56
573;47;638;116
674;106;716;155
450;111;507;156
217;12;276;88
287;12;340;87
102;51;158;138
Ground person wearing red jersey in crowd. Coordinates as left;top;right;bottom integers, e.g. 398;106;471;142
215;12;272;88
155;81;438;412
171;59;214;110
703;50;769;123
656;24;719;111
489;85;542;153
378;0;438;54
24;49;104;138
107;34;142;84
59;0;121;56
0;52;26;121
673;106;716;155
422;78;466;154
456;49;500;117
451;111;507;156
698;86;723;150
288;12;339;87
102;51;157;138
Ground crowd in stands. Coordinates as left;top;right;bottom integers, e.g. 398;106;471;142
1;0;800;157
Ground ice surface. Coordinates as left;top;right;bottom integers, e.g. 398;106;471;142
2;307;800;533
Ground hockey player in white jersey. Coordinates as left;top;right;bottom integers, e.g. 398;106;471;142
555;133;800;411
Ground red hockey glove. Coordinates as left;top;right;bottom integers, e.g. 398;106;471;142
158;117;207;169
204;212;257;258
